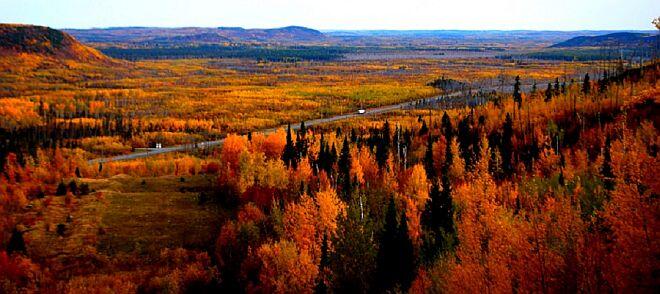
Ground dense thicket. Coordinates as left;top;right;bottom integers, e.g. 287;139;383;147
101;45;348;61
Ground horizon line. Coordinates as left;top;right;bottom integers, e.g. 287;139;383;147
3;22;656;32
64;26;659;33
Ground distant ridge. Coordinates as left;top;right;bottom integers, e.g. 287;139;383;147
550;32;655;48
150;32;232;44
258;26;325;41
65;26;326;44
0;24;112;63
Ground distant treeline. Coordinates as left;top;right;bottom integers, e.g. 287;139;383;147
500;48;655;62
101;45;349;62
443;47;506;52
427;76;467;91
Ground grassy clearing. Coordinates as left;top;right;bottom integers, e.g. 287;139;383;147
24;174;226;272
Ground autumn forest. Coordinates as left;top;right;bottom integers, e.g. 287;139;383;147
0;10;658;294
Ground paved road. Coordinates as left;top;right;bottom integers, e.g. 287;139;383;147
87;86;511;164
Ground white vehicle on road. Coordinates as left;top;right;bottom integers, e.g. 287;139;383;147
357;109;366;114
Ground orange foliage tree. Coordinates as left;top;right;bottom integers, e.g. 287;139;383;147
256;240;318;293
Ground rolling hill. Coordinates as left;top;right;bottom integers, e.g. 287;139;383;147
0;24;113;63
550;32;656;48
65;26;327;45
150;32;232;44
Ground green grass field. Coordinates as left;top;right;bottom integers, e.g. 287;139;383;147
24;174;227;273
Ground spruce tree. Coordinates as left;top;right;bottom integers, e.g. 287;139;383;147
397;210;416;291
421;182;439;263
441;112;453;141
338;137;352;200
315;235;329;294
419;120;428;136
583;73;591;94
282;124;298;169
296;121;308;157
545;83;553;102
443;133;453;176
439;173;454;237
513;75;522;109
376;197;400;291
330;143;338;168
331;201;377;293
457;115;475;171
7;228;26;255
56;181;67;196
68;180;78;196
376;121;391;169
424;133;436;180
318;133;326;173
501;113;514;176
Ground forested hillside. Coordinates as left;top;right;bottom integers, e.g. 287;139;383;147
1;56;657;292
0;24;112;63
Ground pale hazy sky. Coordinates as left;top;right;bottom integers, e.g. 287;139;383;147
0;0;658;30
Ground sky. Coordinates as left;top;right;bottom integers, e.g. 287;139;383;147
0;0;658;31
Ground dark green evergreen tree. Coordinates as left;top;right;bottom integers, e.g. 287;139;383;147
338;137;352;200
296;121;308;158
501;113;514;176
441;112;453;141
440;111;455;180
438;173;454;236
282;124;298;169
583;73;591;94
397;210;416;291
56;181;67;196
376;197;415;292
330;143;338;169
331;200;377;293
513;75;522;109
7;228;26;255
419;119;428;136
424;133;436;180
376;121;391;169
68;180;78;195
376;197;400;291
315;234;329;294
545;83;553;102
457;115;476;171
